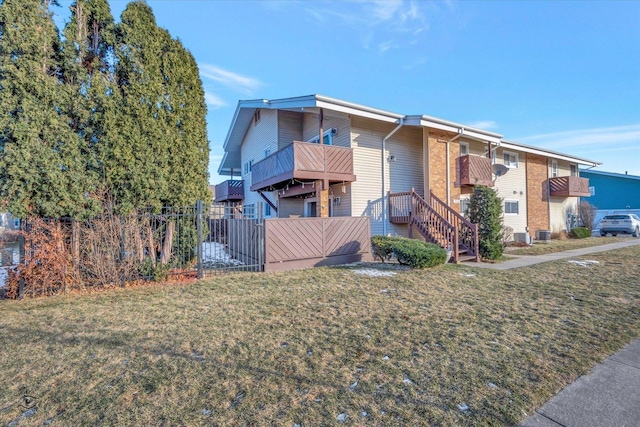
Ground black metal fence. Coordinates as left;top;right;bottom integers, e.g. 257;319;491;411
1;202;266;298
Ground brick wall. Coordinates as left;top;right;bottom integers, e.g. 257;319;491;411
526;153;550;237
427;130;461;212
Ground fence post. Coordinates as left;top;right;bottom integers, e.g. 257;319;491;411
18;228;25;299
120;215;126;288
196;200;204;279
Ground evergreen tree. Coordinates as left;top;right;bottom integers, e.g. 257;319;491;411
60;0;117;210
0;0;95;218
468;186;505;260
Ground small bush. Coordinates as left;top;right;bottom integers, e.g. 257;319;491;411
569;227;591;239
393;239;447;269
371;235;402;262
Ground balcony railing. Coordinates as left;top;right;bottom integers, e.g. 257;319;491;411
214;179;244;202
459;155;494;187
251;141;355;191
549;176;591;197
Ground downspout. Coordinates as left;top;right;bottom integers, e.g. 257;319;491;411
445;128;464;206
382;118;404;235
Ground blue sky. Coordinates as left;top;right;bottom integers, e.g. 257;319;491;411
53;0;640;183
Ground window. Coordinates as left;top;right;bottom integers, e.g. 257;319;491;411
263;147;271;158
460;198;470;218
253;109;261;126
243;159;253;175
570;164;578;176
504;200;519;215
307;128;335;145
551;160;558;178
460;142;469;156
264;203;271;217
503;151;518;168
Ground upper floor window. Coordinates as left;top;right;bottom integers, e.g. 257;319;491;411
484;147;497;164
503;151;518;168
263;147;271;158
307;128;336;145
253;109;261;126
243;158;253;175
551;160;558;178
460;142;469;156
570;164;578;176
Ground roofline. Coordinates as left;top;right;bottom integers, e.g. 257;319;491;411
405;114;503;142
500;139;601;166
580;169;640;180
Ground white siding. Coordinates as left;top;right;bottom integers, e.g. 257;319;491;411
240;109;278;214
493;147;528;235
350;117;424;236
277;110;303;150
549;160;578;232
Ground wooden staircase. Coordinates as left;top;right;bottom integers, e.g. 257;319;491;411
388;189;480;263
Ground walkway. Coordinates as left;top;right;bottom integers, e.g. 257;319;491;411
520;339;640;427
473;239;640;270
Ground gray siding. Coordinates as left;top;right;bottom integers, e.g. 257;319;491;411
302;113;351;148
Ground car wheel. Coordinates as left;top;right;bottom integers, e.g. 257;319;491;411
600;232;607;237
633;227;640;238
612;233;617;236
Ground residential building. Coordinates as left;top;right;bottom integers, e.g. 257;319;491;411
216;95;598;259
579;170;640;227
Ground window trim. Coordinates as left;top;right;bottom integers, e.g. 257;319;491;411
306;128;335;145
243;158;253;176
263;147;271;159
253;109;261;126
460;142;469;156
503;150;519;168
504;200;519;215
551;160;558;178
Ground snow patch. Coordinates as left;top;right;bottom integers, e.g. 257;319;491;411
201;242;244;267
354;268;396;277
567;259;600;267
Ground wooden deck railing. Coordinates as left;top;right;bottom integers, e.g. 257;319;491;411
388;189;480;263
214;179;244;203
251;141;355;191
549;176;591;197
459;155;493;187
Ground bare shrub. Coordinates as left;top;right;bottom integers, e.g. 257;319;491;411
6;218;71;298
578;201;597;232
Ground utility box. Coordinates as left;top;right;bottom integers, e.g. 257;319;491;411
513;232;532;244
536;230;551;242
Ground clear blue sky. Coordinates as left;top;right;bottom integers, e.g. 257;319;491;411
53;0;640;183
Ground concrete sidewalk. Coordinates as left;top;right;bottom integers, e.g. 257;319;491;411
473;239;640;270
520;339;640;427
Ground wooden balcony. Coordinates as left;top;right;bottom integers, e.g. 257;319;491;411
251;141;356;191
459;155;494;187
549;176;591;197
214;179;244;202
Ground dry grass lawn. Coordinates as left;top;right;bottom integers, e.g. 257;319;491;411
1;245;639;426
505;236;627;255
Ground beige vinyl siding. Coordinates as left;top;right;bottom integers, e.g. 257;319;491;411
493;147;528;236
277;110;303;150
350;117;424;236
329;182;351;217
549;160;578;233
302;113;351;147
240;109;278;213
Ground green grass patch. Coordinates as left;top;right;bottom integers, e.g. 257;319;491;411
506;236;627;255
1;246;639;425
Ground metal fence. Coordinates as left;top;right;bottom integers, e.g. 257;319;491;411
1;202;266;297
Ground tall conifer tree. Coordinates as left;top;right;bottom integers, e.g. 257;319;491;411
0;0;94;218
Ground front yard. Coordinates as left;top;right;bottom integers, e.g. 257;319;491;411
1;245;639;426
505;236;627;255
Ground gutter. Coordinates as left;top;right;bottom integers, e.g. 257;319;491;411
382;119;405;235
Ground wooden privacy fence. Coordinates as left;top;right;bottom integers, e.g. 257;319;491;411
264;216;372;272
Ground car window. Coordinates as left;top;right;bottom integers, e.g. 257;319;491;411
603;215;629;220
632;214;640;220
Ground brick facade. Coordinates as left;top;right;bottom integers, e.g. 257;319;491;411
427;130;461;212
526;153;550;237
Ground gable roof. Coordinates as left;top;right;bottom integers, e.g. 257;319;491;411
218;94;600;175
